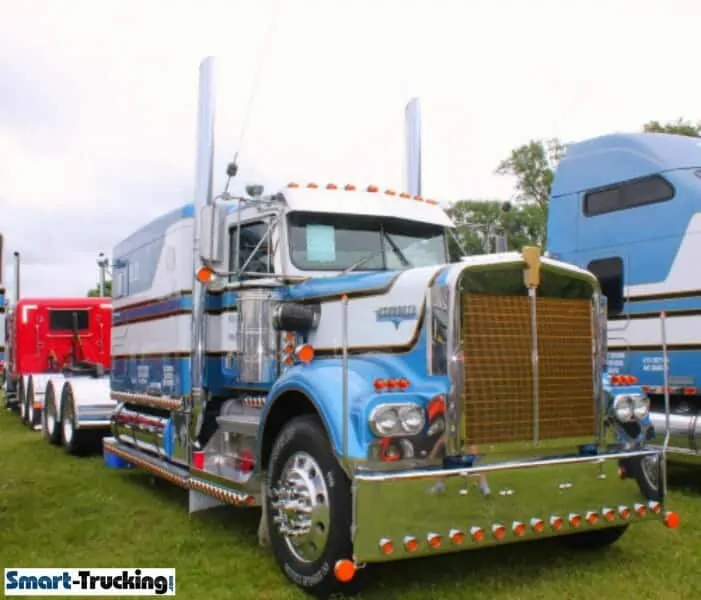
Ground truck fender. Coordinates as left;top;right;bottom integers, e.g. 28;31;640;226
60;377;116;429
257;363;370;470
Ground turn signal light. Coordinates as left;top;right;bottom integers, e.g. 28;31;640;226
403;536;418;552
427;533;442;549
569;513;581;528
295;344;315;364
379;538;394;554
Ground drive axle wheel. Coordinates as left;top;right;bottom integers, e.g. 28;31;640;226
61;388;87;456
43;385;61;445
26;378;40;429
266;416;368;598
18;379;28;422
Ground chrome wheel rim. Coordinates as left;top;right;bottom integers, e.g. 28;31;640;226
271;451;331;563
641;454;659;490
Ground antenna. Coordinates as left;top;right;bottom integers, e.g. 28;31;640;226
404;98;422;197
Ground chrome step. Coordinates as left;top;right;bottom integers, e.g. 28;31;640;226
103;437;189;487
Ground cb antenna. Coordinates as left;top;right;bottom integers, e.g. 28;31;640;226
224;0;281;194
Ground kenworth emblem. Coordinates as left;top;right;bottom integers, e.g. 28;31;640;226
375;305;418;330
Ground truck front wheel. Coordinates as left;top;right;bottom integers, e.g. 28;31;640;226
266;415;367;598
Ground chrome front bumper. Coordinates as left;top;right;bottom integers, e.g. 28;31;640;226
352;449;666;563
649;411;701;463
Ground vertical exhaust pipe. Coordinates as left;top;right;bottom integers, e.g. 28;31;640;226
188;57;217;448
404;98;422;197
13;251;20;302
97;253;108;297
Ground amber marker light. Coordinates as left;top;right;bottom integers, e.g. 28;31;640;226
550;515;563;530
449;529;465;545
634;503;647;517
334;560;356;583
618;505;632;520
427;533;442;549
530;518;545;533
664;511;680;529
492;524;506;540
569;513;581;528
586;511;599;526
602;507;616;522
470;526;484;542
403;536;419;552
379;538;394;555
512;521;526;537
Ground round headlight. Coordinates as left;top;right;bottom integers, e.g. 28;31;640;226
613;395;634;422
633;394;650;420
399;405;425;434
374;408;399;435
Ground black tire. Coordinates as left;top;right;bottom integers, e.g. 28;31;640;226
559;525;628;550
621;454;662;501
43;384;62;445
26;377;41;429
18;378;27;422
61;386;86;456
266;415;368;598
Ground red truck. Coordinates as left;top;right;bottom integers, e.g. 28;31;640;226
4;297;113;450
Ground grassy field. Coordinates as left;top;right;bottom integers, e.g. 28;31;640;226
1;407;700;600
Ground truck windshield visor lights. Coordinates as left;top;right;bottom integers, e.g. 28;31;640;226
613;394;650;422
369;403;425;437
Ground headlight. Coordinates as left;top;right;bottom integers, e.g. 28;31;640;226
613;394;649;422
613;395;634;422
370;403;425;437
373;407;399;436
632;394;650;420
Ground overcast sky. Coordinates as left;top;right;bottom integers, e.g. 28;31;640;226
1;0;700;300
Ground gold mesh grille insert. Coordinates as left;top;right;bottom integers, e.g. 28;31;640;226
462;293;595;445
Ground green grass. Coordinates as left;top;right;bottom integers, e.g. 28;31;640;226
1;407;700;600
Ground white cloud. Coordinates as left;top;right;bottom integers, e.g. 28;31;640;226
1;0;701;298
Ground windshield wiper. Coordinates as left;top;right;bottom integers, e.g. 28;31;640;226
341;232;412;275
382;232;412;268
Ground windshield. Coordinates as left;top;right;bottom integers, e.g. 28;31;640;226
287;212;448;271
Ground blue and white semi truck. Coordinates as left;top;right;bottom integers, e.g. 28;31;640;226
99;59;677;597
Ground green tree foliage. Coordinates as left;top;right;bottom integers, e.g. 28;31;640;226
643;118;701;137
495;138;566;210
446;200;547;257
87;280;112;297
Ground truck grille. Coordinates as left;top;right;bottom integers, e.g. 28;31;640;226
462;293;595;445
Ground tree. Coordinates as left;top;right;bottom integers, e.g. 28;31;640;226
495;138;566;210
87;280;112;297
446;199;547;257
643;118;701;137
493;138;565;247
